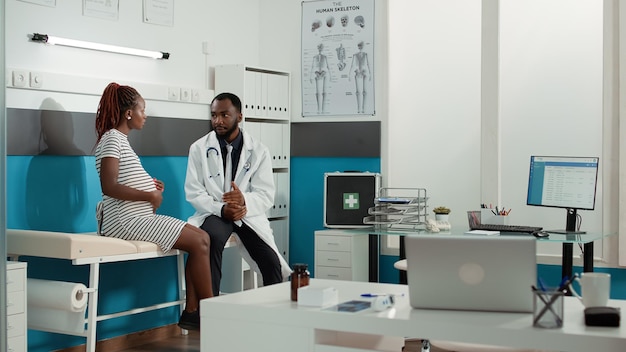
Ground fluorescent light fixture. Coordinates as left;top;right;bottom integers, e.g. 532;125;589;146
31;33;170;60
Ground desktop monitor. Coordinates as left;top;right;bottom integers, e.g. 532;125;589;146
526;156;599;234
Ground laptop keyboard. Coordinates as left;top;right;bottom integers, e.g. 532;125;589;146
471;224;543;233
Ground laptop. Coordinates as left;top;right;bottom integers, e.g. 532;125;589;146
405;235;536;313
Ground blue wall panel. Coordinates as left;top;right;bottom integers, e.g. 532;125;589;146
7;155;190;351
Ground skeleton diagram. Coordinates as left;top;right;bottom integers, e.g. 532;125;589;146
336;44;346;71
348;41;371;113
310;43;331;114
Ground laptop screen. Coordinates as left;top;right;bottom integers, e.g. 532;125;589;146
405;235;536;313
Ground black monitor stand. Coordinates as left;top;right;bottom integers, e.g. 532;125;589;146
551;208;594;295
548;208;586;235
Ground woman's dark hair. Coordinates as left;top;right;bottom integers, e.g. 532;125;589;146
95;82;141;142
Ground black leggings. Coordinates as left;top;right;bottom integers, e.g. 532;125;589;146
200;215;282;295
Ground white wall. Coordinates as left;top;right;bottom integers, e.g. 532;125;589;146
499;0;608;262
386;0;618;266
5;0;261;116
387;0;483;229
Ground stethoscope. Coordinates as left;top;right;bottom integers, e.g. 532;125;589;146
206;147;221;179
206;146;252;180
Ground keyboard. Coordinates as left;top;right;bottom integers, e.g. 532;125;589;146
470;224;543;233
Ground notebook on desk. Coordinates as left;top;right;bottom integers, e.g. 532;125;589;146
405;235;536;313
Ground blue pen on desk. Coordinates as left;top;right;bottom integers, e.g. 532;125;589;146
361;293;404;298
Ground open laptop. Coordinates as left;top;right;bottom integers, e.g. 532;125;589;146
405;235;536;313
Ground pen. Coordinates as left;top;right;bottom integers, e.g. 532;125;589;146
538;277;548;292
360;293;404;298
531;285;563;326
559;273;578;292
532;274;578;325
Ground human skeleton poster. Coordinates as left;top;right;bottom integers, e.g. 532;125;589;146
301;0;375;116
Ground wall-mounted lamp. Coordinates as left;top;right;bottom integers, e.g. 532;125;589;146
30;33;170;60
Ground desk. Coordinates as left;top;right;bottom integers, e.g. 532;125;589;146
340;228;608;285
200;279;626;352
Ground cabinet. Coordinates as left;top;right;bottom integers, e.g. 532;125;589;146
314;229;368;282
215;65;291;290
6;261;27;352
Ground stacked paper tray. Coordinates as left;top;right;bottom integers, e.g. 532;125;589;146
361;188;430;231
363;196;428;228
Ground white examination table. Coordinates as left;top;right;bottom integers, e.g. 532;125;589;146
6;229;192;352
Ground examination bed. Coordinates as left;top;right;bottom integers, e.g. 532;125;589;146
6;229;225;352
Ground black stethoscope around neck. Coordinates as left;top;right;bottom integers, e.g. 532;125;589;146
205;146;252;180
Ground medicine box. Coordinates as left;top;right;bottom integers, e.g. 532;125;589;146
297;286;339;307
324;172;381;228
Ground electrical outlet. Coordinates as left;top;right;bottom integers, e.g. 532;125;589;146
191;89;200;102
180;88;191;102
168;87;180;101
12;70;28;87
30;72;43;88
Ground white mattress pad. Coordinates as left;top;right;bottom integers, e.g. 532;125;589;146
7;229;162;260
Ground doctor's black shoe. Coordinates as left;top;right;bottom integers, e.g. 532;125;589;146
178;310;200;330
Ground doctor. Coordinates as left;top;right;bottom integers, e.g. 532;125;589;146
185;92;291;295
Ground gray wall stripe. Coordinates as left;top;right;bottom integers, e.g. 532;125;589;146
7;108;209;156
291;121;380;157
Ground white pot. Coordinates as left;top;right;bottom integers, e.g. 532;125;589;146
435;214;449;221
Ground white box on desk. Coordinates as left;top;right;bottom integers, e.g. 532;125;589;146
297;286;338;307
480;209;510;225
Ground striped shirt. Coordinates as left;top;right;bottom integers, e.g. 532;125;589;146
95;129;185;252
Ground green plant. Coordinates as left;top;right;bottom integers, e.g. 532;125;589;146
433;206;451;214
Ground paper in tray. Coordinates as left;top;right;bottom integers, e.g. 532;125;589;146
363;215;421;225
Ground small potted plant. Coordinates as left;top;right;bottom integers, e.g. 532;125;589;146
433;206;451;221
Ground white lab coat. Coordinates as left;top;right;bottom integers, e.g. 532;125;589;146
185;129;292;280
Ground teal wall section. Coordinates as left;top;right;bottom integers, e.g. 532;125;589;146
7;155;191;352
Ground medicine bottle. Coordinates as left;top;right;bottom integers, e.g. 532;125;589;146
290;263;310;301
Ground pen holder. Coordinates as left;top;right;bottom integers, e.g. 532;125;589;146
467;211;481;228
533;288;564;329
480;209;510;225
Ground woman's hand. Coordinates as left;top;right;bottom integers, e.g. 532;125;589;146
149;190;163;212
153;178;165;192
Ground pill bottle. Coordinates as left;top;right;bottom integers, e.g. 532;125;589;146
290;263;310;301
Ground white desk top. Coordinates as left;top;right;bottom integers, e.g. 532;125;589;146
201;279;626;352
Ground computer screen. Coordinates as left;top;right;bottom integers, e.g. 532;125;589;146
526;156;599;233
